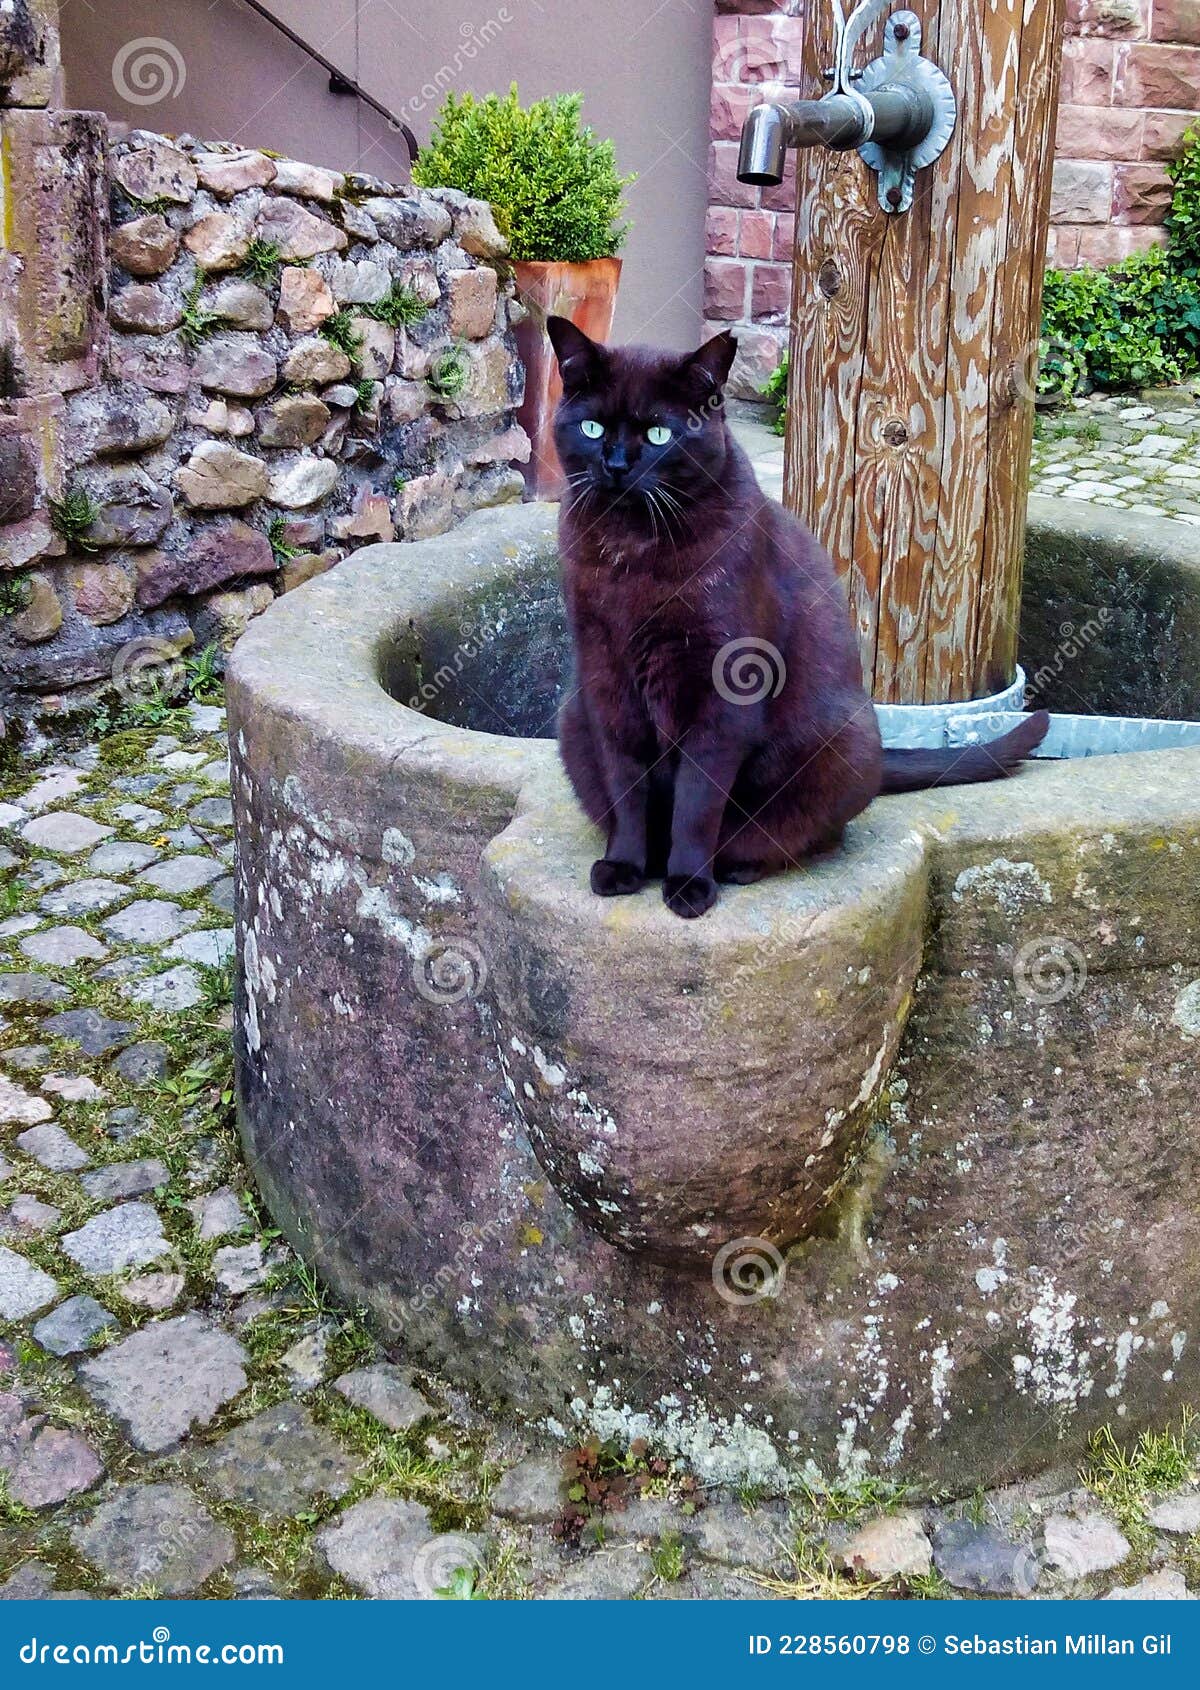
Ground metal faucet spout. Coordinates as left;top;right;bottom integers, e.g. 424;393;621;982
738;87;936;187
734;10;956;212
737;102;790;188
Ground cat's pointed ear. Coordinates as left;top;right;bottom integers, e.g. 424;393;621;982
677;330;738;400
547;316;605;393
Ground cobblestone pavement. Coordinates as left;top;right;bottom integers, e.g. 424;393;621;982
732;379;1200;523
3;624;1200;1599
1030;381;1200;521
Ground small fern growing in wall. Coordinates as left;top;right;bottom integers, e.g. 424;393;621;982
426;342;470;401
0;577;31;618
364;283;429;330
239;238;284;287
49;486;99;551
267;516;302;565
179;274;221;348
320;309;364;365
352;377;378;414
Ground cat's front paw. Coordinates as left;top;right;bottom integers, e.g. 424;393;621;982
590;857;645;897
663;873;718;919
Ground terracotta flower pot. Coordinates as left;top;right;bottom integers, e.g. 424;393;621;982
512;257;622;500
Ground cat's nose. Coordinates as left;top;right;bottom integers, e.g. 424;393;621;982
601;453;630;485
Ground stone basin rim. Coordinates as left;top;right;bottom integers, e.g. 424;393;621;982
227;496;1200;1489
228;496;1200;829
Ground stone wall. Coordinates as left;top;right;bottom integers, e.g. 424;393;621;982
1049;0;1197;268
707;0;1200;399
1;109;527;725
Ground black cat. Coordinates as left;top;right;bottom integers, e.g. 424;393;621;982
549;317;1048;919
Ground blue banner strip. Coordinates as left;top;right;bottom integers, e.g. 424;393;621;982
0;1599;1197;1687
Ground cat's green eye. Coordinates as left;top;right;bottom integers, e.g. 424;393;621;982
579;419;605;439
647;425;672;446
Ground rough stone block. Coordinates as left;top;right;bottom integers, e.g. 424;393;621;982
739;209;775;260
1;109;108;388
1151;0;1200;45
0;0;60;106
1142;107;1199;158
704;257;748;321
706;206;739;258
1051;158;1116;221
1056;103;1146;159
109;214;179;278
1114;42;1200;107
1061;38;1118;102
750;261;790;321
1112;161;1174;221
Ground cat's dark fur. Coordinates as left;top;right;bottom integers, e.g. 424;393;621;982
548;317;1048;919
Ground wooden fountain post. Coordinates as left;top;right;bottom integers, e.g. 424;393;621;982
781;1;1066;704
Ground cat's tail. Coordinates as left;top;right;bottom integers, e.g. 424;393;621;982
878;710;1050;795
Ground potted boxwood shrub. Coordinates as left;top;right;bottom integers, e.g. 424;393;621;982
412;85;634;497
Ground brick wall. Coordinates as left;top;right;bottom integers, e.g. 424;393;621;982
1050;0;1199;268
707;0;1200;399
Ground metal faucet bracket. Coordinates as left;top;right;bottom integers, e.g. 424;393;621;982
737;3;956;214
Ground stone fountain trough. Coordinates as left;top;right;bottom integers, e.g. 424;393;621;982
227;498;1200;1491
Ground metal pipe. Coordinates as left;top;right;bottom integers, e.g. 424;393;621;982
737;85;936;186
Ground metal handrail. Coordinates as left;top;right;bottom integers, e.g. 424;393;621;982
236;0;418;164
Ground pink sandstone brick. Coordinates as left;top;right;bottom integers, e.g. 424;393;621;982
1114;42;1200;107
712;15;741;58
1142;107;1199;156
1050;159;1115;221
1066;0;1148;37
711;82;759;142
773;212;795;262
1075;223;1166;264
1046;225;1085;268
739;209;774;259
714;20;787;82
1151;0;1200;46
761;157;797;213
1112;160;1174;219
750;262;791;321
706;206;739;258
705;258;749;321
1056;103;1146;158
1060;39;1118;103
709;142;758;211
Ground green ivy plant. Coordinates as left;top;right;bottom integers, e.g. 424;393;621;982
763;350;789;437
411;86;634;263
1039;247;1197;394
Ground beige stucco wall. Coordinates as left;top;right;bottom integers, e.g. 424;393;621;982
61;0;711;349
